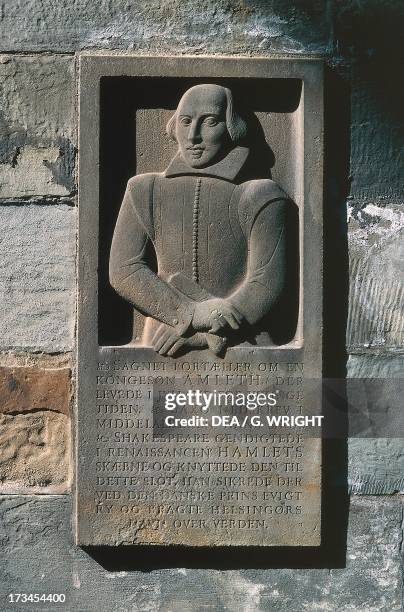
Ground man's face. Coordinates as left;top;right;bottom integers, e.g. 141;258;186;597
175;86;230;168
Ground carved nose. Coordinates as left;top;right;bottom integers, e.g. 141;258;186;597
188;121;201;143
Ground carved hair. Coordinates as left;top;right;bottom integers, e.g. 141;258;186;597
166;85;248;144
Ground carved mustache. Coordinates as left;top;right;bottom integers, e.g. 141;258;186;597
186;146;205;150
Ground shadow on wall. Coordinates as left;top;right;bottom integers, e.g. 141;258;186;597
334;0;403;201
84;68;351;571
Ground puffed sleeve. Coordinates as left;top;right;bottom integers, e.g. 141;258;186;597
109;175;194;334
229;180;289;325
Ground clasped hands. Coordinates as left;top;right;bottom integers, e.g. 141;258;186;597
152;298;243;356
192;298;243;333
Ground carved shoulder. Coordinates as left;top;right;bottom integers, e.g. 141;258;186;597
237;179;289;236
126;172;159;202
124;173;161;238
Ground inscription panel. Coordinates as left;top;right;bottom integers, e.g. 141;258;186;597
77;56;323;546
79;348;321;546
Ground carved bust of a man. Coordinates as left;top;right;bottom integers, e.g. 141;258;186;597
110;84;291;356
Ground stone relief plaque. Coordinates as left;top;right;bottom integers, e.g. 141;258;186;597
77;55;324;546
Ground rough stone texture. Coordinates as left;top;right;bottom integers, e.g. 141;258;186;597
333;3;404;357
0;55;76;198
0;361;72;496
334;1;404;201
346;355;403;495
346;202;403;350
0;352;71;369
0;0;401;604
0;1;333;55
0;204;76;352
0;495;402;611
0;366;71;415
347;353;404;378
334;0;404;59
0;411;70;493
349;439;404;495
349;65;403;204
345;58;404;352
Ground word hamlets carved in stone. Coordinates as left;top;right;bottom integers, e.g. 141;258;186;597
109;84;295;357
77;56;323;547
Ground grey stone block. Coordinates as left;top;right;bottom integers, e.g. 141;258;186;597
0;496;75;608
346;355;403;447
205;496;403;611
0;1;333;54
0;55;76;198
348;439;404;495
0;204;76;352
347;202;403;350
0;495;402;611
334;0;404;58
347;353;404;378
349;62;403;203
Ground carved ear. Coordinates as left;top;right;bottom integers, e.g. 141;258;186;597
166;112;178;142
225;87;248;144
228;115;248;144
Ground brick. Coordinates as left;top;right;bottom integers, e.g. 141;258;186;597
0;366;71;415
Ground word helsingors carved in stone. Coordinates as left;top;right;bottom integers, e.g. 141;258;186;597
77;55;324;547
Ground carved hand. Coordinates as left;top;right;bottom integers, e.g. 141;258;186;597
152;324;209;357
152;325;186;357
192;299;243;333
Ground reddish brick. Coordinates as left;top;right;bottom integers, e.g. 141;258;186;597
0;366;71;415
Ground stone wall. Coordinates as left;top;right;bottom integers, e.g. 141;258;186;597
0;1;402;610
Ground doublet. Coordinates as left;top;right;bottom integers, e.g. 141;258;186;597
110;146;291;346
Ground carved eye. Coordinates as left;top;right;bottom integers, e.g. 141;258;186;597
179;116;191;126
204;116;218;126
